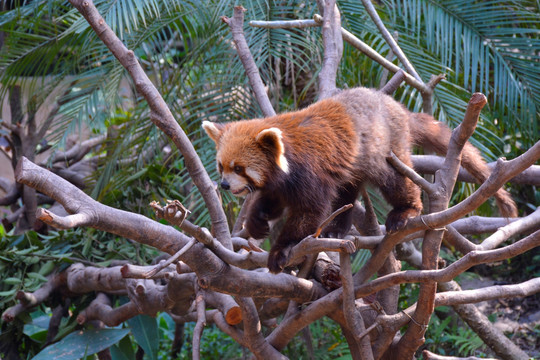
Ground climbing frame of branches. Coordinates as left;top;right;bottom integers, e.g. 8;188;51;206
3;1;540;359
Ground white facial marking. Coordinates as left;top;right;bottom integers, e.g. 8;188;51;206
223;172;249;197
245;167;263;185
278;155;289;174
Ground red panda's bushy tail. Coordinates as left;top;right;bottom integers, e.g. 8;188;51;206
409;113;518;218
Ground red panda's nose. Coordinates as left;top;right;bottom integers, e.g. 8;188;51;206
220;180;230;190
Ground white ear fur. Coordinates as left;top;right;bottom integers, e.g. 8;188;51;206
256;127;289;173
202;121;223;143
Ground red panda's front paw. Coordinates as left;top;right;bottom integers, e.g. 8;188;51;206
267;245;292;274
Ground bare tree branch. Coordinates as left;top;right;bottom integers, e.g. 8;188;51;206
412;154;540;186
237;297;287;359
422;350;497;360
192;291;206;360
250;19;319;29
352;230;540;299
380;69;405;95
437;281;531;360
340;251;374;360
221;6;276;117
77;293;139;327
316;0;343;99
68;0;231;248
359;0;422;83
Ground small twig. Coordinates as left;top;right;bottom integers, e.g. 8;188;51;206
121;263;179;279
142;238;197;278
150;199;191;227
356;321;379;341
360;0;422;83
292;204;355;277
360;189;382;236
192;291;207;360
314;204;354;238
387;152;434;194
232;193;253;236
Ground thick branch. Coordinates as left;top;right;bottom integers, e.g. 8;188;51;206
2;272;65;322
353;230;540;298
68;0;231;248
16;157;325;303
412;154;540;186
317;0;343;99
415;140;540;230
237;297;287;359
47;135;106;165
340;252;373;360
77;293;139;327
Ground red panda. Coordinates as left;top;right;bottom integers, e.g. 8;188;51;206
203;87;517;273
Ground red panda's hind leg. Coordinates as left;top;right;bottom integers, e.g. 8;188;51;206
380;170;423;233
323;182;362;238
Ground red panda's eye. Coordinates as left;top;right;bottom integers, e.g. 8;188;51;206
234;165;243;174
218;163;223;173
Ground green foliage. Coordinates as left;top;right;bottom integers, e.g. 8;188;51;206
127;315;159;360
425;308;488;357
282;316;351;359
157;314;244;359
32;328;130;360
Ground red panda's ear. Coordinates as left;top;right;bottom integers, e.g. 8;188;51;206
202;121;224;143
256;128;289;173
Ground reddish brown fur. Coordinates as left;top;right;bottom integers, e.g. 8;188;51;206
203;87;517;273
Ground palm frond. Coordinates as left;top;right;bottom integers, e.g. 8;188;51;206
381;0;540;143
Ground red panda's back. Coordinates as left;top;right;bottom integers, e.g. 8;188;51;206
331;88;414;181
265;98;360;184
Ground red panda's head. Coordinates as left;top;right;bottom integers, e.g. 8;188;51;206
202;120;289;197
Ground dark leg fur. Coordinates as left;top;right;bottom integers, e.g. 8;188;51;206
268;208;329;274
245;194;284;240
379;168;423;233
323;182;362;238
